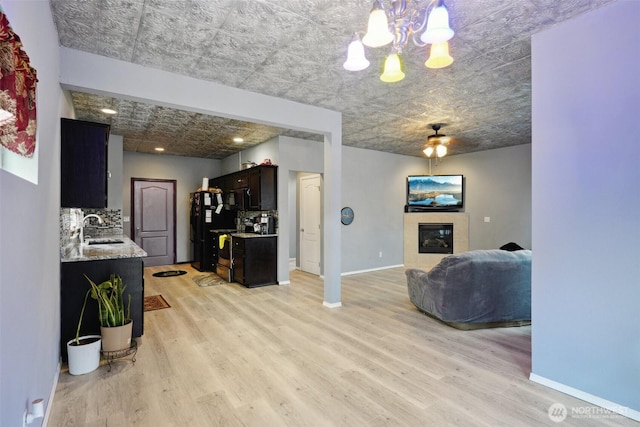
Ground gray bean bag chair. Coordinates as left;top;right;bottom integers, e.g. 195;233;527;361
406;249;531;329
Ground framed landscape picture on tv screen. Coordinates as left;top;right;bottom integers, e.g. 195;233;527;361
406;175;464;211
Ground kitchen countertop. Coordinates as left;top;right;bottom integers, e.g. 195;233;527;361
61;235;147;262
231;232;278;238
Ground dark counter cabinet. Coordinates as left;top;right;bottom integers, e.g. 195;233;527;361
60;257;144;361
232;235;277;287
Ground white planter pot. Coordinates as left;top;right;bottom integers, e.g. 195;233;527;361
67;335;101;375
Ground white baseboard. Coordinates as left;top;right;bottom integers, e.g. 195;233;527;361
529;373;640;422
43;362;61;426
341;264;404;276
323;301;342;309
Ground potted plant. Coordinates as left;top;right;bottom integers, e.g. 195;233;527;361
66;285;101;375
85;274;133;352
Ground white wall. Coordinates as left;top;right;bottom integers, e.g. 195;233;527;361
531;0;640;418
122;152;220;262
0;2;66;426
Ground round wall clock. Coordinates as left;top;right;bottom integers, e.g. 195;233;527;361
341;207;354;225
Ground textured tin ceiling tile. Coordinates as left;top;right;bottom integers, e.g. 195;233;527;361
54;0;616;159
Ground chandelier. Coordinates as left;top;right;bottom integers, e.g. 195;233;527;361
343;0;454;82
423;124;449;158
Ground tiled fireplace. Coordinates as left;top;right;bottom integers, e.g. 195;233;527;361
404;213;469;270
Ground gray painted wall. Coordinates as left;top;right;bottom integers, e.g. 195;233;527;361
107;134;123;209
122;151;220;263
118;136;531;276
0;3;66;426
531;0;640;416
434;144;532;250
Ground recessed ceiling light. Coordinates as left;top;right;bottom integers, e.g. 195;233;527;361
233;137;244;143
154;147;165;152
100;108;117;115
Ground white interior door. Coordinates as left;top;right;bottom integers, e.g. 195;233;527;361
300;174;321;275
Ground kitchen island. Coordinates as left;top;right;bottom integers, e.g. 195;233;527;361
60;236;146;361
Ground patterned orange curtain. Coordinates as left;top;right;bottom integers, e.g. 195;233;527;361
0;6;38;157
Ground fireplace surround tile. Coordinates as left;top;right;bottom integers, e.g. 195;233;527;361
404;213;469;270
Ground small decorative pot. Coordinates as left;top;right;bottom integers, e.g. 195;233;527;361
100;321;133;352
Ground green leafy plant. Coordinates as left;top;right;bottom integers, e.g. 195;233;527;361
85;274;131;328
74;287;92;345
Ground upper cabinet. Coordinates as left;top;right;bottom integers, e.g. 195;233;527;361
248;165;277;210
210;165;277;211
61;119;110;208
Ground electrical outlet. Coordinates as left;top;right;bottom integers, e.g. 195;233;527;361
484;216;491;223
379;251;383;258
123;216;130;222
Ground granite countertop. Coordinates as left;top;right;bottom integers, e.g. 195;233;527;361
231;232;278;238
61;235;147;263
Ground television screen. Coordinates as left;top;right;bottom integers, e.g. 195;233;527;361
407;175;464;210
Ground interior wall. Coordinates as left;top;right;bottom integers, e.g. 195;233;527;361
531;0;640;418
0;2;66;426
107;134;123;209
122;151;220;263
435;143;532;250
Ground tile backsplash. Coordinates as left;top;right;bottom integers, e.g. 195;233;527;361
60;208;123;250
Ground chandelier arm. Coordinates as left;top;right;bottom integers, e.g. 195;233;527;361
389;0;410;50
409;8;429;48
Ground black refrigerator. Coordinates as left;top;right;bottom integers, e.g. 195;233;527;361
190;191;236;271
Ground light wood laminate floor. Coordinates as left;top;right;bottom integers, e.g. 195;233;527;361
49;265;636;426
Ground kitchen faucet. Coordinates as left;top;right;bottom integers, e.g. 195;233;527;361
80;214;104;244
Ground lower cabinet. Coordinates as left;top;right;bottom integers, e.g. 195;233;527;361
232;236;277;287
60;257;144;361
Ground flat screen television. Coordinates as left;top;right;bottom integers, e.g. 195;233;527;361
406;174;464;211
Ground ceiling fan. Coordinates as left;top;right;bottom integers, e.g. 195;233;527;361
423;123;451;158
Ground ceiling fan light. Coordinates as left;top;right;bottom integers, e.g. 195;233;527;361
343;36;370;71
420;4;454;44
362;3;394;48
423;146;435;157
425;41;454;69
436;144;447;157
380;53;405;83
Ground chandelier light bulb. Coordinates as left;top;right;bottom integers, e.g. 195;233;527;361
343;36;370;71
425;41;454;69
420;3;454;44
362;3;394;48
380;53;405;82
436;144;447;157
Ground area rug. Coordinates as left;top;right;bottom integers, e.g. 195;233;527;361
193;273;227;287
152;270;187;277
144;295;170;311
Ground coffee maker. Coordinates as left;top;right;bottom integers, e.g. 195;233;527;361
258;214;275;235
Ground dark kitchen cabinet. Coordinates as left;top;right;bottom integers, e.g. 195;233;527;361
248;165;277;210
209;165;277;211
61;118;110;208
232;235;277;287
60;257;144;361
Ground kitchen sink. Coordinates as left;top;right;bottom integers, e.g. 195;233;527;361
87;239;125;245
